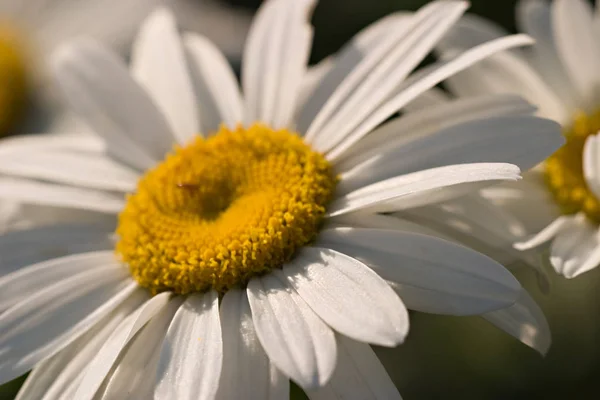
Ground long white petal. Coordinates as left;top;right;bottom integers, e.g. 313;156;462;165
549;216;600;279
327;163;521;217
0;177;125;214
16;290;147;400
52;39;175;170
95;297;182;400
325;34;534;161
247;273;337;389
553;0;600;106
297;12;409;132
307;335;401;400
311;1;468;153
304;1;448;142
155;291;223;400
317;228;521;315
281;247;408;347
218;289;279;399
0;224;114;279
242;0;315;127
131;8;199;144
516;0;578;112
183;33;244;131
0;150;139;192
483;290;551;355
336;93;535;169
514;215;574;250
337;116;561;195
0;269;137;385
0;250;117;311
74;292;172;400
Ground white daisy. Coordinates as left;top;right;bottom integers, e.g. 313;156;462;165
433;0;600;279
0;1;562;398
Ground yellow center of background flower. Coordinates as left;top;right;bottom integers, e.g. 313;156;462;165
117;124;337;294
545;110;600;222
0;23;28;137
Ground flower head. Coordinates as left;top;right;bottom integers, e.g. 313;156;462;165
0;1;562;398
435;0;600;279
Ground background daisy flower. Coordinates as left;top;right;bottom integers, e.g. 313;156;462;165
433;0;600;279
0;0;563;398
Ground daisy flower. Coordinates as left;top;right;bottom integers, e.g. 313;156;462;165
0;1;562;398
434;0;600;279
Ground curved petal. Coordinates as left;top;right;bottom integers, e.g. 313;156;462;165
583;134;600;200
553;0;600;106
183;33;243;131
337;116;561;195
75;292;172;400
131;8;199;144
247;273;336;389
327;163;521;217
155;291;223;400
0;150;139;192
307;335;401;400
16;290;147;400
0;177;125;214
483;290;551;355
317;228;521;315
242;0;315;127
281;247;408;347
52;39;175;170
0;269;137;385
217;289;281;399
95;297;182;400
325;34;534;161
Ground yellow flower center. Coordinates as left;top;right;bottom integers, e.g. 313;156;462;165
545;109;600;222
0;23;28;137
116;124;337;294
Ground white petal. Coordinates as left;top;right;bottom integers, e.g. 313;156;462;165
281;247;408;347
583;134;600;199
217;289;280;399
0;150;139;192
0;132;105;157
17;290;147;400
553;0;600;106
75;292;172;400
52;39;175;170
516;0;578;112
327;163;521;217
242;0;315;127
131;8;199;144
514;215;574;250
0;250;117;311
310;1;468;153
95;297;183;400
0;177;125;214
336;93;536;169
549;216;600;279
0;224;114;279
317;228;521;315
337;116;561;195
328;211;442;238
308;335;401;400
304;1;450;142
325;34;534;161
483;290;551;355
0;269;137;385
247;273;337;389
155;291;222;400
297;12;409;132
183;33;243;131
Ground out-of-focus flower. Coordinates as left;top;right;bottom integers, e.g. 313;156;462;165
0;0;562;398
434;0;600;280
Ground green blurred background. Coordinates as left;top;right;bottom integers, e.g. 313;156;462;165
2;0;600;399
